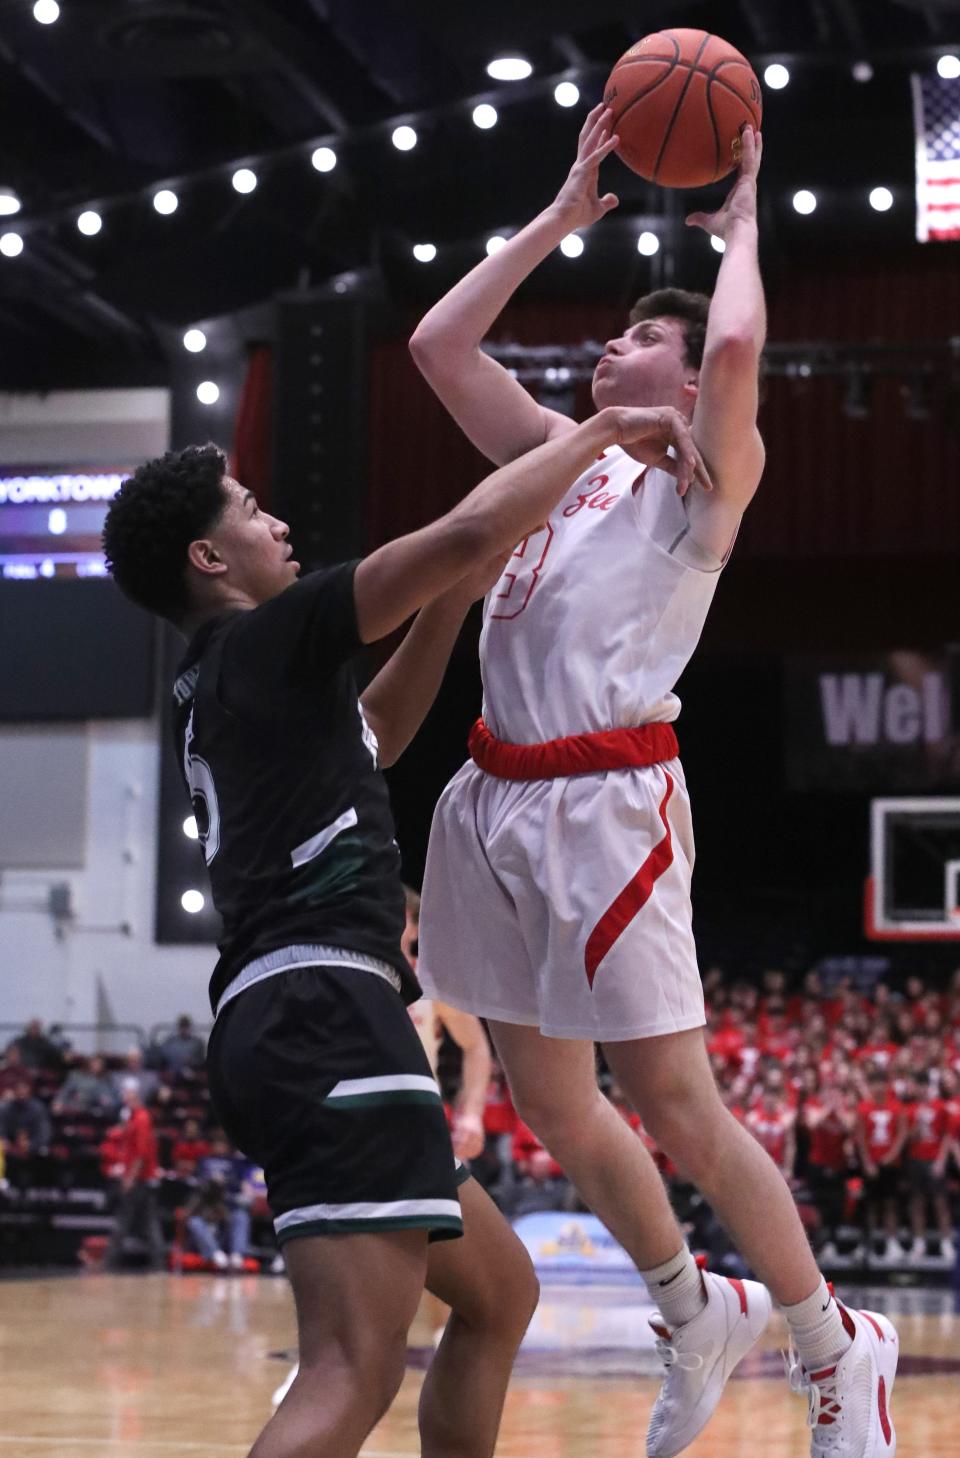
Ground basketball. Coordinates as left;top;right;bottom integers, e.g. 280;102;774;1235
603;28;762;188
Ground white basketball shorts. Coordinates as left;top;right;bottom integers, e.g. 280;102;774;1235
417;756;706;1041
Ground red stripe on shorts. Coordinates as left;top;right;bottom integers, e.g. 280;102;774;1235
584;772;675;988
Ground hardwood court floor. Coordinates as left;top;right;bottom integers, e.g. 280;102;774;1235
1;1271;957;1456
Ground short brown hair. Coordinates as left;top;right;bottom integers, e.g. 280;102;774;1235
403;884;421;921
629;288;711;370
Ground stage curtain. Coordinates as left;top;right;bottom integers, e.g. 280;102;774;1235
367;269;960;559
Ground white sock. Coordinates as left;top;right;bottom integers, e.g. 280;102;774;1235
640;1246;707;1330
782;1277;852;1372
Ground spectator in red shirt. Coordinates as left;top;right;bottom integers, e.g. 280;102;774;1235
706;1008;746;1072
746;1084;796;1182
757;1009;796;1063
941;1068;960;1126
170;1117;211;1178
801;1082;856;1263
856;1070;907;1264
902;1075;955;1264
855;1015;898;1070
106;1081;165;1271
945;1104;960;1179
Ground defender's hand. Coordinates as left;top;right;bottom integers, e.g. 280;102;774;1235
549;103;620;230
606;405;714;497
686;125;762;241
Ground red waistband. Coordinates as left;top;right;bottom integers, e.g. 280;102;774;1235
467;717;679;781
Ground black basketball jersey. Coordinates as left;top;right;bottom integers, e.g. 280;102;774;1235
171;562;418;1013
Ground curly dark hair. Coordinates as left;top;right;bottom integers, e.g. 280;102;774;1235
628;288;711;370
102;443;229;622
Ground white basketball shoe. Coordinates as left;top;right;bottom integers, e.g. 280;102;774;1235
646;1269;773;1457
786;1300;898;1456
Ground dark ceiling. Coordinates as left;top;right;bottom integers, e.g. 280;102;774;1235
2;0;958;387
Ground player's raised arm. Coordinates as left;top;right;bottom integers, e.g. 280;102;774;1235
683;126;767;555
409;104;620;467
353;403;710;645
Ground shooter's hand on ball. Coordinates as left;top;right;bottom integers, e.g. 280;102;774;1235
606;404;714;497
549;103;620;230
685;125;762;241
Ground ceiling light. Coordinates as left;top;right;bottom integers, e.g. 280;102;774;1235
487;57;532;82
182;816;199;839
196;381;220;405
181;889;205;914
710;235;726;253
33;0;59;22
77;210;102;236
554;81;580;108
183;328;207;353
937;54;960;80
851;60;873;83
637;231;660;256
486;234;507;255
869;187;893;212
232;168;257;194
559;234;584;258
311;146;337;173
792;189;817;215
392;125;418;152
0;191;21;217
153;189;178;215
0;232;23;257
413;243;437;262
763;63;790;90
472;103;498;130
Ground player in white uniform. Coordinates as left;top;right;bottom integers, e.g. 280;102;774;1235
412;113;898;1458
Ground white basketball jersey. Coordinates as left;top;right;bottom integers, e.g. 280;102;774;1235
479;446;727;744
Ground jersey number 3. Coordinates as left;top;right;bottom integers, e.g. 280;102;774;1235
183;708;221;865
489;523;554;621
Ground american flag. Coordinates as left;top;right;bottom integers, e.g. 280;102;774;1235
912;72;960;242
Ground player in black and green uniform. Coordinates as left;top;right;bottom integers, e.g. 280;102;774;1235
103;407;706;1458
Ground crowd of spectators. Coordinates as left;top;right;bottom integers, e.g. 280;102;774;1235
469;965;960;1269
3;964;959;1273
0;1014;276;1272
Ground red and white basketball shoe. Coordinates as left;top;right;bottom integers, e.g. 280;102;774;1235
646;1270;772;1457
785;1301;898;1456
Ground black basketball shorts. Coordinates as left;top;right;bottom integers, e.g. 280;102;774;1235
207;962;467;1246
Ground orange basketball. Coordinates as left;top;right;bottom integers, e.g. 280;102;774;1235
603;28;762;188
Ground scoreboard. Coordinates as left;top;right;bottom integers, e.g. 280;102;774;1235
0;468;125;580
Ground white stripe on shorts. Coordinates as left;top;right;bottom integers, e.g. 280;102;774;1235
325;1074;440;1101
275;1198;461;1235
